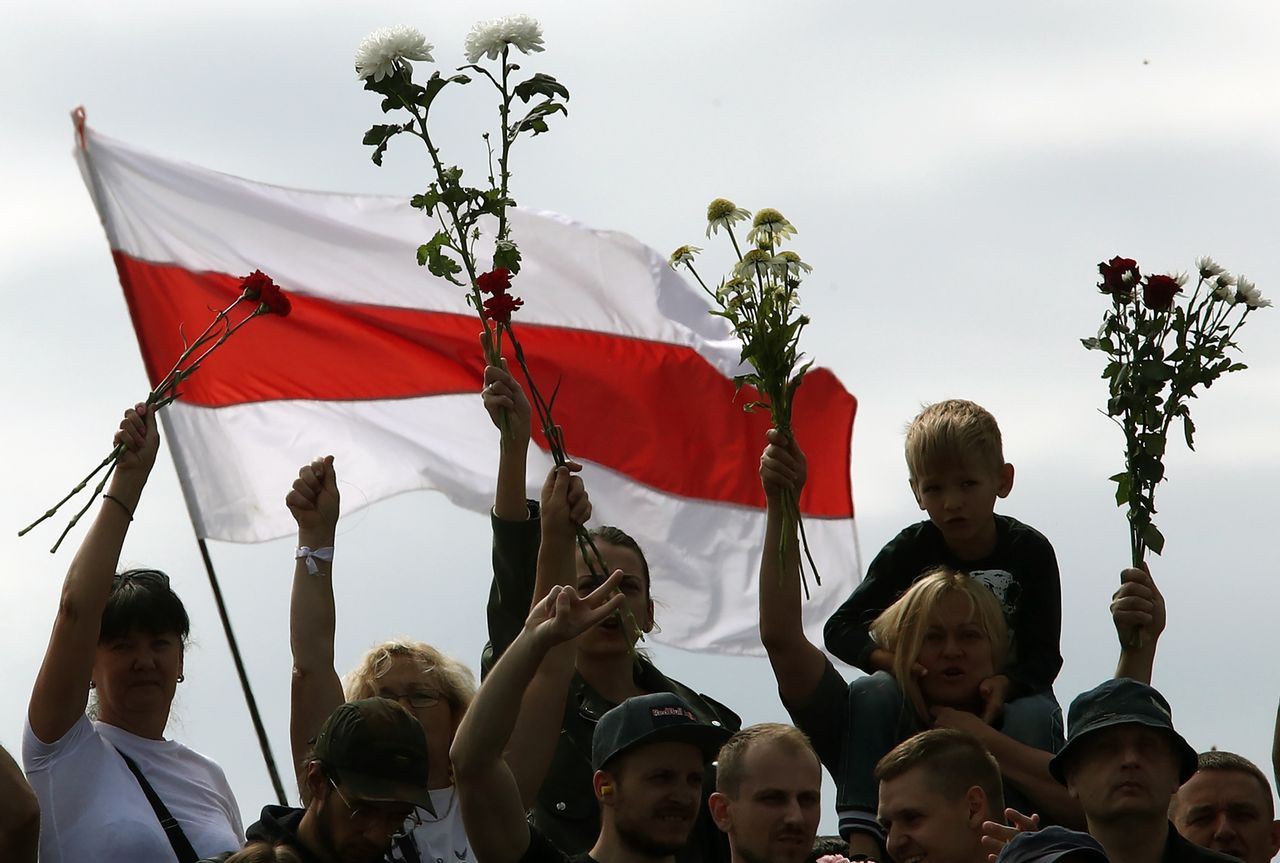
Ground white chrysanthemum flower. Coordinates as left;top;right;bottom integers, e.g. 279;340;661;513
1236;276;1272;309
706;198;751;238
770;250;812;281
1173;271;1189;287
1212;276;1237;303
736;249;773;280
668;245;702;269
355;25;434;82
717;276;752;302
747;207;797;246
1196;256;1225;279
464;14;545;64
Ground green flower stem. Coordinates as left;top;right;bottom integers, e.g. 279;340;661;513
496;46;514;245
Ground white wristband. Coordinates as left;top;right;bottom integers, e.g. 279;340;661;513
295;546;334;575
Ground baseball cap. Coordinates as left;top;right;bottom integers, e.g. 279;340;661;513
997;827;1108;863
591;693;732;771
1048;678;1197;784
315;697;436;815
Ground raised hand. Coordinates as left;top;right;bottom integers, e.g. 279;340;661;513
525;569;626;650
1111;564;1165;647
286;456;340;541
540;462;590;540
482;355;532;440
112;403;160;476
759;428;807;502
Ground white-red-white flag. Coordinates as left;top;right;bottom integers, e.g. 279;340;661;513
74;123;859;655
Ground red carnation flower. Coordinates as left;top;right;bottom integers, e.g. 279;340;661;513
1098;256;1140;297
1142;274;1182;311
482;292;524;323
240;269;275;300
257;281;292;317
477;268;513;296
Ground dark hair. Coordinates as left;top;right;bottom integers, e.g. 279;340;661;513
589;526;651;593
99;569;190;644
875;729;1005;818
806;837;851;863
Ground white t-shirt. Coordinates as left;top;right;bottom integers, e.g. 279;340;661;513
393;786;471;863
23;714;244;863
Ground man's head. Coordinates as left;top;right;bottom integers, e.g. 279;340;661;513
876;729;1004;863
1170;751;1280;863
1050;679;1196;831
300;698;434;863
708;724;822;863
592;693;733;857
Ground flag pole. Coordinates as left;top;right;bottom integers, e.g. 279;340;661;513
195;537;289;806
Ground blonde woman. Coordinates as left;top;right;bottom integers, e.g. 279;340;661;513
286;457;475;863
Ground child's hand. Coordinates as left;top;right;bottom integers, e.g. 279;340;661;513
978;674;1011;724
1111;564;1165;649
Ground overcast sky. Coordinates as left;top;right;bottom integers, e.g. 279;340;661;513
4;0;1280;836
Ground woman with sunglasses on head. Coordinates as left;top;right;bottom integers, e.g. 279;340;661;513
286;456;476;863
24;404;243;863
479;361;740;863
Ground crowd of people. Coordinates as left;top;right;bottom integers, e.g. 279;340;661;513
4;372;1278;863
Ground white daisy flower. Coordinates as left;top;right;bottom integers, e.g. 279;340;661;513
355;25;434;82
464;14;545;64
1196;256;1225;279
1236;276;1272;309
706;198;751;238
668;245;702;269
747;207;797;246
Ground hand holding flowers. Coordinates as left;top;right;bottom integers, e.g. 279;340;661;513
20;270;291;552
671;199;821;596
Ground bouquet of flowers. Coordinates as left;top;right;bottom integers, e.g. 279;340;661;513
669;199;821;596
355;16;632;627
21;270;292;552
1083;255;1270;565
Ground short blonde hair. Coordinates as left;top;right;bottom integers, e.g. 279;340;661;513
870;567;1008;722
905;400;1004;478
875;728;1004;817
344;639;476;717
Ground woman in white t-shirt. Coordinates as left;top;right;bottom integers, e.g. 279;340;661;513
285;456;474;863
24;404;243;863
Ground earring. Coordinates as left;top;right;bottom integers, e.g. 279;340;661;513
177;674;185;683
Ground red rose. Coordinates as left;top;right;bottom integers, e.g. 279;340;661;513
1098;256;1140;297
1142;274;1182;311
477;268;513;296
240;269;275;300
482;292;524;322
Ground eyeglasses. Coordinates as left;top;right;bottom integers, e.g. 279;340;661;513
381;689;444;710
328;777;422;837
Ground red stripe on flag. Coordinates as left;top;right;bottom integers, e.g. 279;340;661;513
114;253;856;517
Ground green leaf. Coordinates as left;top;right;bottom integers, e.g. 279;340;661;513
1182;413;1197;450
513;72;571;104
416;231;464;285
419;72;471;109
410;187;442;212
1138;432;1166;458
1142;521;1166;555
515;99;568;137
1110;471;1131;506
1137;360;1174;382
362;123;405;167
493;239;522;275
